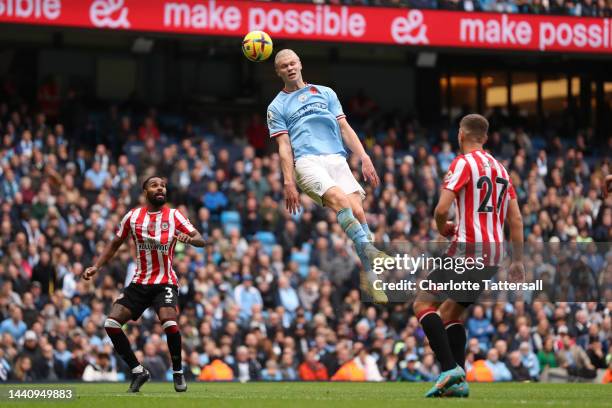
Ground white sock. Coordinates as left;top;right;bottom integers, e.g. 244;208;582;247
173;370;183;374
132;365;144;374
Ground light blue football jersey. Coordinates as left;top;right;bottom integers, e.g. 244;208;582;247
267;84;347;160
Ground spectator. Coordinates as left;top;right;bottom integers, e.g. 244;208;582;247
276;276;300;321
10;355;34;381
519;342;540;380
203;181;228;221
437;142;455;171
573;310;591;349
138;116;160;142
54;339;73;371
537;336;559;373
20;330;40;362
232;346;261;382
246;169;270;203
143;342;168;380
84;161;109;191
399;354;424;382
66;348;89;380
261;359;283;381
507;351;531;381
65;295;91;326
82;351;118;382
0;305;27;342
32;252;55;302
246;114;268;156
466;359;494;382
280;352;298;381
484;348;512;381
33;344;65;380
417;353;440;381
467;305;495;350
556;327;597;380
0;349;10;382
234;275;263;324
199;355;234;381
603;360;612;384
331;353;366;382
511;324;535;351
298;349;329;381
586;339;607;369
467;338;486;361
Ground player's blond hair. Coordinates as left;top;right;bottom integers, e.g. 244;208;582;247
460;114;488;143
274;49;300;67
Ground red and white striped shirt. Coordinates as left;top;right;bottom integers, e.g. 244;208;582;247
116;206;195;286
442;149;516;248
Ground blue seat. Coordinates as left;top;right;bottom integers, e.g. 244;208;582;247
290;251;310;278
221;211;241;235
254;231;276;255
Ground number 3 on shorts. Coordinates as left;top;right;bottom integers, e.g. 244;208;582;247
165;287;173;300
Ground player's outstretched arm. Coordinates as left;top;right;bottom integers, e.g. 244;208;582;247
82;235;126;280
434;189;457;238
506;198;525;282
175;230;206;247
276;134;300;214
337;117;379;187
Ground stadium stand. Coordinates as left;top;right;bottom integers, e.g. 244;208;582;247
0;81;610;384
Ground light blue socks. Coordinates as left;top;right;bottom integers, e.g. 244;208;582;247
337;208;372;268
337;208;369;244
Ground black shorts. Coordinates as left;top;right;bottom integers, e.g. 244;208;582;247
115;284;178;320
424;265;498;308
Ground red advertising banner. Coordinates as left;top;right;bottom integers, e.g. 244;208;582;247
1;0;611;54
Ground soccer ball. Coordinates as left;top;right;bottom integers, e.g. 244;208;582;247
241;31;273;62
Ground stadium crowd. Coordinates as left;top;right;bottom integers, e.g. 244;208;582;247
0;86;611;384
293;0;612;17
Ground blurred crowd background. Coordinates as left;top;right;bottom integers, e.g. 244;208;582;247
0;75;611;384
284;0;612;17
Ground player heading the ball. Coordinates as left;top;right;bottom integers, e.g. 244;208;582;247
267;48;391;304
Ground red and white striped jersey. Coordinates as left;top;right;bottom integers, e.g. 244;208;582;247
441;149;516;245
116;206;195;286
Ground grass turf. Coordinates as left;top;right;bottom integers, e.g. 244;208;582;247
1;382;610;407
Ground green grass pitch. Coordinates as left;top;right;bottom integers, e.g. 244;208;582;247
1;382;610;407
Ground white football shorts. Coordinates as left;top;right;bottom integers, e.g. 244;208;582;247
294;154;365;206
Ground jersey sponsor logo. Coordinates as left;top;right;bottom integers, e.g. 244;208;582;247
137;240;170;253
288;102;328;123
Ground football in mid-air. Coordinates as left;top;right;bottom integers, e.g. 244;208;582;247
242;31;273;62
